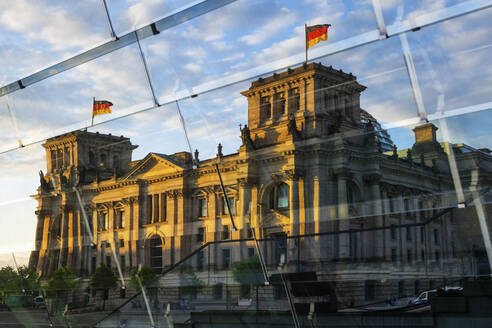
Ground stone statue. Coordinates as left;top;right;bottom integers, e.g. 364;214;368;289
240;124;254;149
39;170;50;192
217;143;223;158
287;114;300;138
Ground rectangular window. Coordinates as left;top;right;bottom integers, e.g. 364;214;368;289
91;257;96;273
222;225;230;240
388;196;394;212
433;228;440;245
288;88;300;112
120;255;126;271
260;96;271;121
153;194;159;223
197;250;204;270
390;224;396;240
213;284;223;300
349;229;357;259
420;226;424;241
119;210;125;228
404;198;410;212
198;198;207;217
421;249;425;261
106;255;111;268
222;248;231;269
119;239;125;248
406;226;412;241
222;196;235;215
146;195;152;224
435;251;440;263
391;248;397;262
398;280;405;297
407;249;412;263
247;247;255;258
364;280;376;301
161;193;167;221
197;227;205;242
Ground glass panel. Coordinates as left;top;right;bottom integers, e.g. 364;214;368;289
0;0;111;84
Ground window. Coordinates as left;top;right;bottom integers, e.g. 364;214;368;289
349;229;357;259
100;153;107;167
247;247;255;258
404;198;410;212
435;251;440;263
106;255;111;268
288;87;300;112
260;96;271;121
198;198;207;217
406;226;412;241
213;284;223;300
222;196;235;215
434;228;440;245
222;225;230;240
273;92;286;117
420;226;425;241
146;195;152;224
388;196;394;212
390;224;396;240
365;280;376;301
113;155;120;171
120;255;126;270
414;280;420;295
150;236;163;274
197;227;205;242
117;210;125;229
91;257;96;273
222;248;231;269
119;239;125;248
421;249;425;261
398;280;405;297
88;151;96;165
391;248;397;262
153;194;159;223
197;250;204;270
269;183;289;210
57;149;63;169
99;212;108;230
407;249;412;263
160;193;167;221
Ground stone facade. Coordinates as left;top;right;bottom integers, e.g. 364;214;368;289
30;64;492;301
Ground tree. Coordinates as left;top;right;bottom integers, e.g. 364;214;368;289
45;267;80;313
90;265;118;310
179;272;204;301
232;255;265;310
129;266;157;290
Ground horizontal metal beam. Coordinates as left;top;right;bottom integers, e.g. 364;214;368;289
0;0;237;97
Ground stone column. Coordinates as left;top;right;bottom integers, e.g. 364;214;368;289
287;173;300;264
337;171;350;259
67;210;74;267
365;174;383;259
58;206;69;268
175;191;185;261
131;197;140;267
238;179;252;260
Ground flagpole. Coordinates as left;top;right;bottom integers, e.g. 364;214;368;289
304;24;308;64
91;97;95;126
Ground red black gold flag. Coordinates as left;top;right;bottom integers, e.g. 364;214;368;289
306;24;331;49
93;99;113;116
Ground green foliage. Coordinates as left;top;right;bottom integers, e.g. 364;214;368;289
232;255;265;286
129;266;157;290
46;266;80;295
90;265;118;291
179;272;204;297
0;265;39;296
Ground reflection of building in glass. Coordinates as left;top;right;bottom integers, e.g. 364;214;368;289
29;63;491;304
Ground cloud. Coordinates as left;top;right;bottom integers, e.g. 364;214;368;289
240;8;297;45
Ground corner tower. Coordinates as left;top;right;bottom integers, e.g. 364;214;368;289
241;63;366;148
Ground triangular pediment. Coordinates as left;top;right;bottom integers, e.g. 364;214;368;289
122;153;185;180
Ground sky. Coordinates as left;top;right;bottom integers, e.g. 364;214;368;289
0;0;491;267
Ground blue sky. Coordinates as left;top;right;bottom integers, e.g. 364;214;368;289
0;0;491;266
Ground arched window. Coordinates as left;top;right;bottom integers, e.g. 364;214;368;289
150;235;163;274
269;182;289;210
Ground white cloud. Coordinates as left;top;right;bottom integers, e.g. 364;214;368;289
240;8;297;45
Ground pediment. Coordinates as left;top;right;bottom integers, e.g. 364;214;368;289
263;210;290;228
122;153;185;180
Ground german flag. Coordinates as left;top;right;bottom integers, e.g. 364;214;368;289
306;24;331;49
93;99;113;116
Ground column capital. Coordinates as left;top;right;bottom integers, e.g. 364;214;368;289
35;209;51;216
334;168;352;179
283;169;303;181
